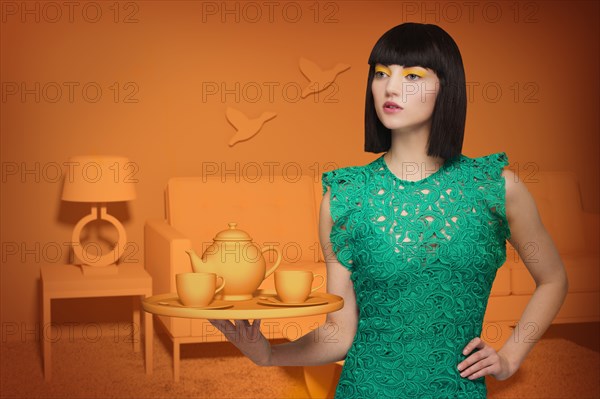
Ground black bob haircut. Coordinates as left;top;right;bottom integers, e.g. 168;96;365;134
364;22;466;161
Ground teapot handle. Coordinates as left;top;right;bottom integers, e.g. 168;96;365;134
261;246;282;279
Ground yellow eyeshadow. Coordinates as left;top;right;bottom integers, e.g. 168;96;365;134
402;68;427;77
375;65;391;75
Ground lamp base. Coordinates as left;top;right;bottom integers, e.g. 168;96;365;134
71;204;128;268
80;264;119;276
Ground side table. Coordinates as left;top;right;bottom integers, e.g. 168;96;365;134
40;264;153;381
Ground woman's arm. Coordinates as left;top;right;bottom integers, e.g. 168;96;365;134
266;188;359;366
495;168;569;375
458;168;569;380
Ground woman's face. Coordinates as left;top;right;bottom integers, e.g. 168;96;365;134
371;63;440;132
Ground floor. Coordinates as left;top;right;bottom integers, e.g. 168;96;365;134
1;322;598;398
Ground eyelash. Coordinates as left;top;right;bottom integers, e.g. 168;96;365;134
405;74;421;81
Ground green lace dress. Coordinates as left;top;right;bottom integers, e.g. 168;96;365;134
321;152;511;399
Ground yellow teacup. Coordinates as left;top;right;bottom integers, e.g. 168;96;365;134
274;270;325;303
176;272;225;307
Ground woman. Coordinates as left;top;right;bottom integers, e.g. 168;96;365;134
209;22;568;398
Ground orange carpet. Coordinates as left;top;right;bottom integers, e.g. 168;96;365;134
1;322;598;398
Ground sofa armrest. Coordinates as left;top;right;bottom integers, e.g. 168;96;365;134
582;212;600;254
144;218;192;296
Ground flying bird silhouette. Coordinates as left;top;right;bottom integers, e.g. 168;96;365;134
226;107;277;147
299;57;351;98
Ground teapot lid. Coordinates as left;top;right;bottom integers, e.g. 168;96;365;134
214;222;252;241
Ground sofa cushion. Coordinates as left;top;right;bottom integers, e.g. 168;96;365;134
523;171;586;254
511;253;600;294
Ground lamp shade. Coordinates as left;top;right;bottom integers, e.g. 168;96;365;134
61;155;137;202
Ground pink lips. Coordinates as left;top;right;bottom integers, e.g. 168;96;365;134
383;101;403;113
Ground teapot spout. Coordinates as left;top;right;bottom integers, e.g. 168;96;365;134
185;249;206;273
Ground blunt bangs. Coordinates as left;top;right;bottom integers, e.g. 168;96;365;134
368;24;446;78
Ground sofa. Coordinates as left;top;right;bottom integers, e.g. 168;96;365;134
144;170;599;396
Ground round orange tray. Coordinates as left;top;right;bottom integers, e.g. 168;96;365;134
142;289;344;320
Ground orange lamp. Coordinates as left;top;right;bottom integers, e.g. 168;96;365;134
61;155;136;273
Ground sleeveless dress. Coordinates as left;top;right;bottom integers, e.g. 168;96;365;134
321;152;511;399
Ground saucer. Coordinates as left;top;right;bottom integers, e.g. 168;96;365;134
158;298;233;310
257;296;328;307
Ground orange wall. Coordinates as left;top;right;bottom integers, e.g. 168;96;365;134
1;1;599;332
